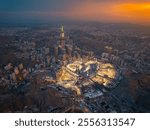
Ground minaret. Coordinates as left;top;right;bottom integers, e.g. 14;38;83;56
60;25;65;48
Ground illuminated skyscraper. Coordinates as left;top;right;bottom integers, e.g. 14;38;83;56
60;26;65;47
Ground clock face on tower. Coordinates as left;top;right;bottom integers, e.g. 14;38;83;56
61;33;65;38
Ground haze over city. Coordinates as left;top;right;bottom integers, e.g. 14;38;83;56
0;0;150;25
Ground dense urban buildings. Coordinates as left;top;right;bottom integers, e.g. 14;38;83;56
0;23;150;112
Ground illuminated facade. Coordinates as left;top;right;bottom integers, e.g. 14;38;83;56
60;26;65;48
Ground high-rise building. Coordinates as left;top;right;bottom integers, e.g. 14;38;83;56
60;26;65;48
54;46;58;63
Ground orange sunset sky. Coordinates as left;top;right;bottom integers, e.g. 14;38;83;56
64;0;150;24
0;0;150;24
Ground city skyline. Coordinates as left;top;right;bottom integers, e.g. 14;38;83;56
0;0;150;25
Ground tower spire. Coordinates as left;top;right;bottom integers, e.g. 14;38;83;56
61;25;64;32
60;25;65;47
60;25;65;39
